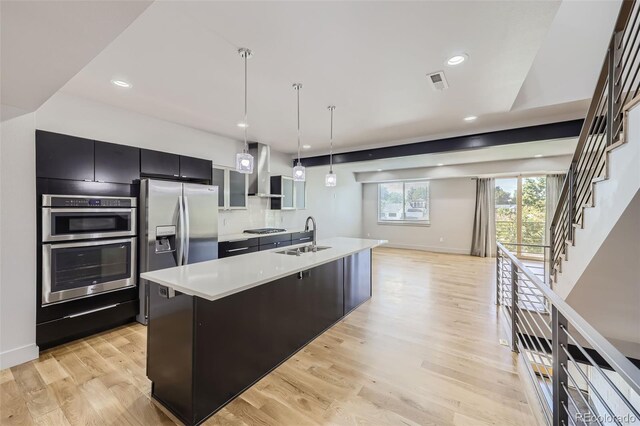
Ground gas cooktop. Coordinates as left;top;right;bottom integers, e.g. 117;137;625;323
243;228;287;235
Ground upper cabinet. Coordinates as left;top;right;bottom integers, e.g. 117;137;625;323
36;131;95;181
228;170;248;209
140;149;212;183
179;156;212;181
213;166;248;210
36;130;214;185
140;149;180;178
94;141;140;184
212;167;226;208
294;180;306;210
36;130;140;184
270;176;302;210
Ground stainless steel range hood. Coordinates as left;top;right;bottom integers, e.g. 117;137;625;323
247;142;284;198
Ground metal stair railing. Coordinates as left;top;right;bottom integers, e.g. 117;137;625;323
497;242;640;426
550;0;640;283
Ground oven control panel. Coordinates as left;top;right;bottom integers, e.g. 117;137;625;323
43;195;136;208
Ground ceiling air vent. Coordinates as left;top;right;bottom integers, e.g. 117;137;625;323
427;71;449;91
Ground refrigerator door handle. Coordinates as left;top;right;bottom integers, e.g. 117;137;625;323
183;194;190;265
177;195;185;266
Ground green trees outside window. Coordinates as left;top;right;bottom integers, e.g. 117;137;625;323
496;176;547;257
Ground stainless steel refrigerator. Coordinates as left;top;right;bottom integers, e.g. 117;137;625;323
137;179;218;324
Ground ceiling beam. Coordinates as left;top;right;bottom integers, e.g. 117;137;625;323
297;119;583;167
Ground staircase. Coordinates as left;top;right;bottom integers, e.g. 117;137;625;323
549;0;640;313
551;98;640;300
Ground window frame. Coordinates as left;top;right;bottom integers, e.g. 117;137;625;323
377;180;430;226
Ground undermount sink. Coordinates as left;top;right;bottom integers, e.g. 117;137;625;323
276;245;331;255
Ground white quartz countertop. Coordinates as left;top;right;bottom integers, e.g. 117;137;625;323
218;229;307;242
141;237;386;301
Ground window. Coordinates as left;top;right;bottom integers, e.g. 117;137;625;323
495;176;547;258
378;181;430;224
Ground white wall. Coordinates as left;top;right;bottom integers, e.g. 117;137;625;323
298;164;363;240
37;93;243;162
0;112;39;369
362;178;476;254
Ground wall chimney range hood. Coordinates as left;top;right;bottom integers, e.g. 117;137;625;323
247;142;284;198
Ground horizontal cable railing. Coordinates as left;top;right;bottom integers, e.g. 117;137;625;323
497;242;640;426
498;242;550;284
550;0;640;283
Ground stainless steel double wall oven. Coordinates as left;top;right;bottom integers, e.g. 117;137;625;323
41;195;137;305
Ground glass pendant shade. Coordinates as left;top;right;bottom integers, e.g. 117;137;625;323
293;163;306;181
236;152;254;174
325;172;337;187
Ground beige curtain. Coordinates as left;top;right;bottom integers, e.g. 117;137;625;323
545;174;566;245
471;178;496;257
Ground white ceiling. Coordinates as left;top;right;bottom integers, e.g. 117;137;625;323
0;0;152;121
512;0;622;111
57;0;604;154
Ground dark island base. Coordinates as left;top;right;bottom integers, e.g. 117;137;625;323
147;249;372;426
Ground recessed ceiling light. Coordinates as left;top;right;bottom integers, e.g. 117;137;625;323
376;169;383;172
302;144;311;149
464;116;477;122
446;54;468;66
111;79;132;88
534;154;543;158
237;122;248;128
437;163;444;166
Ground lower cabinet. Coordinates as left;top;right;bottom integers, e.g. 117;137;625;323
259;241;291;251
148;250;371;426
344;249;372;313
218;238;259;258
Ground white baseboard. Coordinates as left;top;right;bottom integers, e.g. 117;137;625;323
0;343;39;369
379;243;470;255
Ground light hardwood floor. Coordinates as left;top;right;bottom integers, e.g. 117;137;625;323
0;248;538;425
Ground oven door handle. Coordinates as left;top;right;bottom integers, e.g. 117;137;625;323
177;196;185;267
183;195;190;265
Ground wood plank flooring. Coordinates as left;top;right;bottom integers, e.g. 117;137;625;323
1;248;538;425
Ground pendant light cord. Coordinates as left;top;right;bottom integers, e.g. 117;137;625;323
329;106;335;173
243;50;248;154
295;84;302;165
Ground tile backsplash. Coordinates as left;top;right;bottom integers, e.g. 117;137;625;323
218;197;303;235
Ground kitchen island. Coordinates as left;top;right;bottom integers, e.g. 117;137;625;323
141;237;385;425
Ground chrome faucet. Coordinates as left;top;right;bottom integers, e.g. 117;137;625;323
304;216;317;251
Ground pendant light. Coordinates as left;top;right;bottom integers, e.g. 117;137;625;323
325;105;337;187
235;48;254;174
292;83;305;181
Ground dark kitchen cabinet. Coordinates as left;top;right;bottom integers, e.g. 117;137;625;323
269;176;295;210
291;231;314;245
36;130;94;181
344;249;372;314
141;149;211;182
218;238;260;258
179;156;212;181
259;241;291;251
140;149;180;178
299;260;344;337
258;233;291;246
148;251;370;425
94;141;140;184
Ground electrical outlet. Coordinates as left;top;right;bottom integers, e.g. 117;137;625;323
367;233;371;237
439;237;444;243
